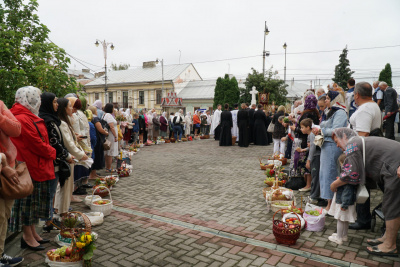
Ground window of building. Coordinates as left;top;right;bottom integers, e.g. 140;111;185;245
95;93;99;100
108;92;113;104
156;90;162;104
123;91;128;108
139;91;144;105
194;107;200;112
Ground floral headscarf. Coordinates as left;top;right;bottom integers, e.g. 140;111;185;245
328;90;347;111
304;94;317;110
15;86;41;116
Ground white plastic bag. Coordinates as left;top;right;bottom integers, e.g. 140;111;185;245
84;212;104;226
303;203;325;232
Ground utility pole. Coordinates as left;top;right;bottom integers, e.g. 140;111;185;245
262;21;270;78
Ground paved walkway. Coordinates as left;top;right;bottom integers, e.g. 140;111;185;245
7;139;400;266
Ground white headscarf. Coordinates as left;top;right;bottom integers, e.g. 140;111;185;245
15;86;41;116
93;100;102;110
147;110;153;120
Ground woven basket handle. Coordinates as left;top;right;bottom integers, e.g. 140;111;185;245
91;185;112;204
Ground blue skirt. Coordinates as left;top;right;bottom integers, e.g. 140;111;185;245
319;141;342;200
74;165;89;183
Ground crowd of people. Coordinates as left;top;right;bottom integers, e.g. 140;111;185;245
1;80;400;266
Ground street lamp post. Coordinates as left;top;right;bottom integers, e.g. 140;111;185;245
156;58;164;97
283;42;287;84
95;39;114;104
262;21;270;78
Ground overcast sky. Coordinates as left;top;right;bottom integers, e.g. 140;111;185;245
33;0;400;88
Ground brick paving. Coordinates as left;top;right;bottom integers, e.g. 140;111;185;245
7;138;400;266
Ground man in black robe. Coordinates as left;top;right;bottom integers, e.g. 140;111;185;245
237;103;250;147
253;104;269;146
219;103;233;146
248;104;256;144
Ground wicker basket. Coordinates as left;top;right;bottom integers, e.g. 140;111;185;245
92;185;110;197
271;200;295;213
272;209;301;245
170;138;176;142
181;138;188;142
262;187;272;199
204;134;210;139
60;212;92;239
231;136;236;145
90;186;113;216
165;139;171;143
259;157;274;170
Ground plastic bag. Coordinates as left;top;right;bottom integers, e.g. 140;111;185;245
303;203;325;232
84;212;104;226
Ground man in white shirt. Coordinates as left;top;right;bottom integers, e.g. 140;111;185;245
372;81;384;110
349;81;382;231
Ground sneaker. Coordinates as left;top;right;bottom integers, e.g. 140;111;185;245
331;233;348;242
0;253;24;266
328;235;343;245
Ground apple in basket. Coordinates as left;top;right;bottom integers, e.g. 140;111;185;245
94;200;110;205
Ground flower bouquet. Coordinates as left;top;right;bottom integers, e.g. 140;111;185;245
75;232;97;267
115;115;126;122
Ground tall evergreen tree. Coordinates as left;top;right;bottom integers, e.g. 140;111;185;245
0;0;79;107
213;77;224;109
223;76;240;107
332;47;355;90
378;63;393;87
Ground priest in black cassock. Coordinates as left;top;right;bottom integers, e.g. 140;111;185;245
237;103;250;147
219;103;233;146
253;104;269;146
248;104;256;144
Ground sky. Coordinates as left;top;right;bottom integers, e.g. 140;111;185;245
30;0;400;88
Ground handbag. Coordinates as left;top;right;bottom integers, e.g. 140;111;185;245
356;137;369;204
267;122;275;133
103;139;111;151
58;160;71;187
285;176;306;190
0;161;34;200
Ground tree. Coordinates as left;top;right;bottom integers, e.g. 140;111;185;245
379;63;393;87
332;47;355;90
213;74;240;109
240;68;287;106
0;0;78;108
111;63;130;71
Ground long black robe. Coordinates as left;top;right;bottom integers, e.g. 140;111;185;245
219;110;233;146
253;110;269;146
237;109;249;147
248;108;256;144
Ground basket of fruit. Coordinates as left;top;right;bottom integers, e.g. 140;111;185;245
84;195;102;206
165;139;170;143
282;206;304;216
60;212;91;239
90;186;113;216
181;137;188;142
271;201;294;213
92;185;109;197
259;157;274;170
272;209;301;245
46;246;82;266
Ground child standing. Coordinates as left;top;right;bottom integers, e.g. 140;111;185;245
132;114;139;144
328;153;358;245
274;116;288;157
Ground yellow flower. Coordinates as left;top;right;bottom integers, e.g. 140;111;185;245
76;242;86;248
86;235;92;243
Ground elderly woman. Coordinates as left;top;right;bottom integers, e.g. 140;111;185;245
184;112;192;137
103;103;118;172
152;112;160;141
9;86;57;251
147;111;153;142
312;90;348;211
160;112;168;138
0;99;23;265
92;100;104;120
332;128;400;257
138;109;147;143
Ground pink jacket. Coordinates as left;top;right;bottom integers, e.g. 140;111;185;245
0;101;21;167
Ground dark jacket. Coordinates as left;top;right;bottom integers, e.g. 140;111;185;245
384;86;399;114
272;111;285;139
45;121;70;169
159;116;168;132
132;119;139;132
294;110;320;149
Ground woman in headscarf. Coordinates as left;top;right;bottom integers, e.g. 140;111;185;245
272;106;287;151
193;110;201;136
331;128;400;257
159;112;168;138
9;86;57;251
38;92;72;232
123;108;133;144
312;90;348;211
290;94;320;191
184;112;192;137
92;100;104;120
152;112;160;142
54;98;88;220
87;106;108;179
146;110;153;142
0;98;23;265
